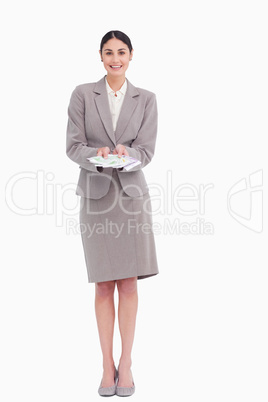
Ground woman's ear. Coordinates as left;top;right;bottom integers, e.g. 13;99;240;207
99;50;103;62
130;49;134;61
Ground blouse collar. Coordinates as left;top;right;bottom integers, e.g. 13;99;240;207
105;77;127;96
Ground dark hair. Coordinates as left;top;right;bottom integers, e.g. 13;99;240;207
100;30;133;53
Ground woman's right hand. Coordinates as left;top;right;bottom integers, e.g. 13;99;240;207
97;146;110;159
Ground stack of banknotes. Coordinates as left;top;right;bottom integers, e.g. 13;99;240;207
88;154;141;171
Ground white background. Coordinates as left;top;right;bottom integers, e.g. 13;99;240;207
1;0;267;401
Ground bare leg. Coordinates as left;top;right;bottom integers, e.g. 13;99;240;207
95;280;116;387
117;277;138;387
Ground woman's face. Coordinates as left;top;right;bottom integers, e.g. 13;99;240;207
100;38;133;78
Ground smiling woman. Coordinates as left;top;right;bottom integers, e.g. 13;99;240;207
66;30;159;397
99;31;133;94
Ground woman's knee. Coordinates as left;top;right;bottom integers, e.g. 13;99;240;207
117;277;137;296
95;280;116;298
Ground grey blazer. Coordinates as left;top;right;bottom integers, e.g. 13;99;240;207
66;76;158;199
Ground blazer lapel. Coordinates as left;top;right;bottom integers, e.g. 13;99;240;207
94;77;116;146
115;79;139;143
93;76;140;145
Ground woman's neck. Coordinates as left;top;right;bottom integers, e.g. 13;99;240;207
106;75;126;92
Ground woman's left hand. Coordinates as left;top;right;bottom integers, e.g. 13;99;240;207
113;144;129;157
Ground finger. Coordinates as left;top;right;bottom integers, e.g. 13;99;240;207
117;149;122;158
117;145;124;158
103;147;110;159
119;146;129;157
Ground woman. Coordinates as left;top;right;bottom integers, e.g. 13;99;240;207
66;30;159;397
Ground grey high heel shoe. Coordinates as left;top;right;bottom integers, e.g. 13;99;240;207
98;367;118;397
115;369;135;397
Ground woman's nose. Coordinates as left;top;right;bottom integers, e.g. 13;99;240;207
111;54;119;63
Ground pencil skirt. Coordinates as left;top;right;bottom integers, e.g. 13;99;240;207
79;169;159;283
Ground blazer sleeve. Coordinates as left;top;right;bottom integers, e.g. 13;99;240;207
66;87;101;172
122;92;158;172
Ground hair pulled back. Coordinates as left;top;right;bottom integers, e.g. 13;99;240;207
100;30;133;53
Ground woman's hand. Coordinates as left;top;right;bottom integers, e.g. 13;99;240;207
97;146;110;159
113;144;129;157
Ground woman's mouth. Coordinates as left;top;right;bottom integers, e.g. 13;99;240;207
110;65;122;70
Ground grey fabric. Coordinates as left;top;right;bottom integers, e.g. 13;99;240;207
66;76;158;199
116;384;135;397
79;170;158;283
67;76;159;283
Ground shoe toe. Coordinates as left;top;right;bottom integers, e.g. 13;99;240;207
116;383;135;397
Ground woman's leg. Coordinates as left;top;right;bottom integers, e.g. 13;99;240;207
95;280;116;387
116;277;138;387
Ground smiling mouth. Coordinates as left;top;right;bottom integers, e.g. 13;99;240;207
110;65;122;70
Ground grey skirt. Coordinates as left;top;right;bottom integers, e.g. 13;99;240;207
79;169;159;283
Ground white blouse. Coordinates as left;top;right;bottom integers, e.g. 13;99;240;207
105;77;127;131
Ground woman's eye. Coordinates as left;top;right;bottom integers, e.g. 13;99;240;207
106;52;112;55
119;51;125;55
